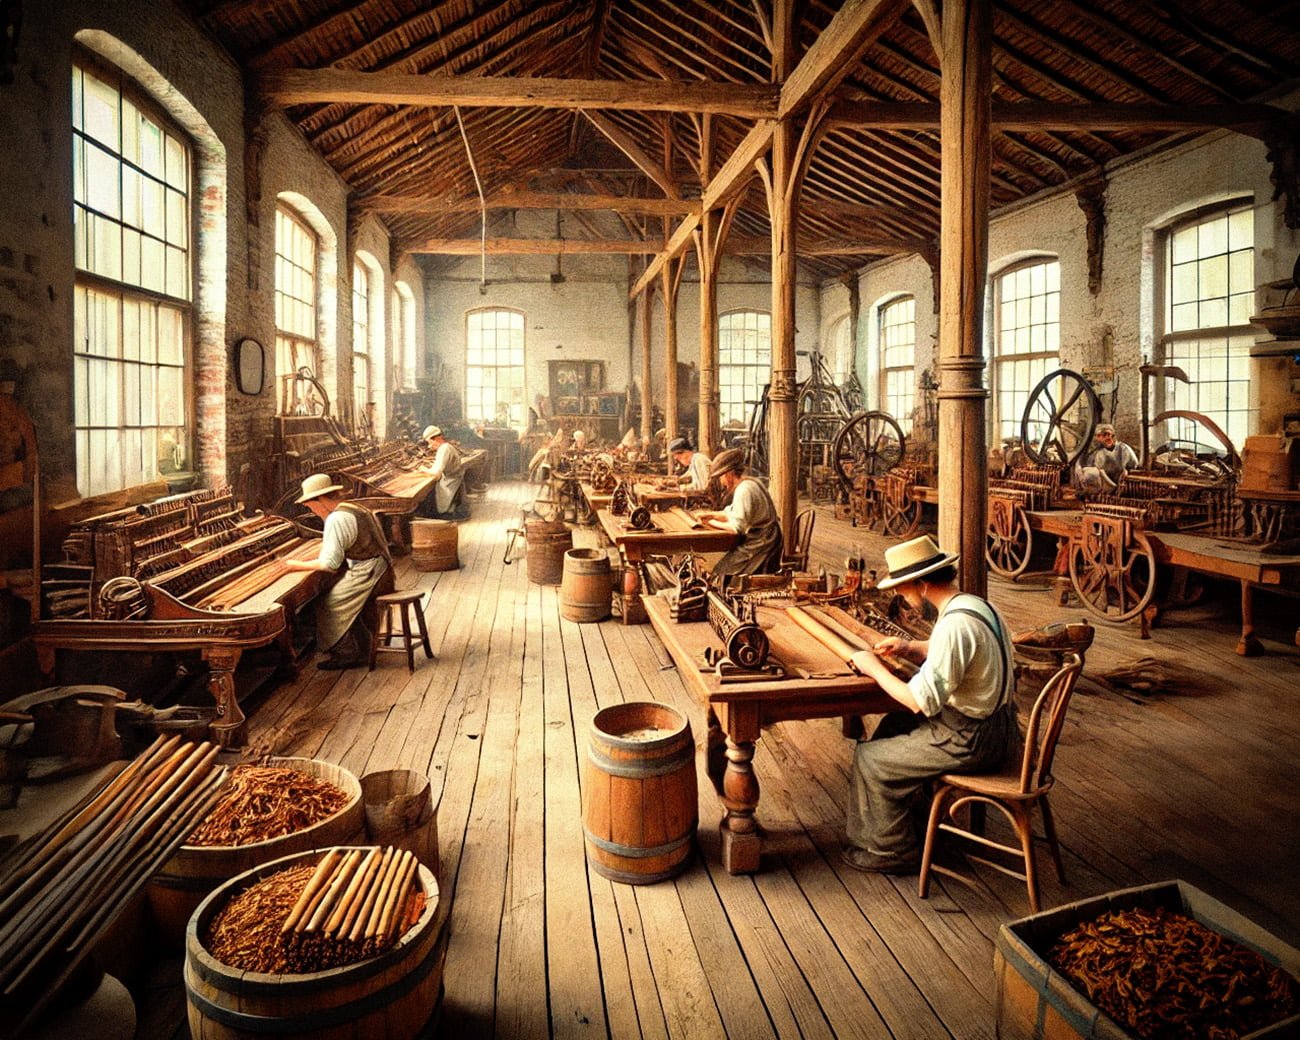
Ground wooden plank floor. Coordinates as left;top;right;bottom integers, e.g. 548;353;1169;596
136;480;1300;1039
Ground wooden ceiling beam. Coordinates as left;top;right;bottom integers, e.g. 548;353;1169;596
258;68;780;117
406;233;926;256
360;191;699;216
824;100;1286;138
583;110;681;199
630;0;909;298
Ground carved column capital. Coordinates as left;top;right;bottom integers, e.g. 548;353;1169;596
769;367;798;402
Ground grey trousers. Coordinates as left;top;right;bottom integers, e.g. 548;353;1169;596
846;702;1021;861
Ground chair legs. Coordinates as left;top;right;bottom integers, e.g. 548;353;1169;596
918;786;1060;915
369;593;435;673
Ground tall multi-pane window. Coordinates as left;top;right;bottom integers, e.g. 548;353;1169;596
719;310;771;427
72;59;191;498
993;258;1060;445
275;207;318;406
879;296;916;433
1160;201;1256;449
394;281;416;390
351;260;371;420
466;308;525;426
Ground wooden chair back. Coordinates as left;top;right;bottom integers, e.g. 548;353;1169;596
1017;653;1084;796
782;508;816;572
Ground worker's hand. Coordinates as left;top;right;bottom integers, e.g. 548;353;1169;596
849;649;882;677
874;636;909;657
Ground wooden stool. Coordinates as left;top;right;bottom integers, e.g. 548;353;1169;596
369;590;434;672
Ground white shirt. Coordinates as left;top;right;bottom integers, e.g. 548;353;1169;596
723;478;776;535
427;441;464;514
685;452;711;491
318;508;359;571
908;594;1013;719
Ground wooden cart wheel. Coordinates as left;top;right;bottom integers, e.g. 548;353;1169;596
986;499;1033;579
881;489;923;539
1068;516;1157;622
1021;368;1100;467
831;411;906;494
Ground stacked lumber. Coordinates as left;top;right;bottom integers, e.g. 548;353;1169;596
0;736;228;1034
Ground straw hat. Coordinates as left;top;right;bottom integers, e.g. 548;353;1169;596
422;425;443;440
709;448;745;479
668;436;691;455
296;473;344;504
876;534;960;590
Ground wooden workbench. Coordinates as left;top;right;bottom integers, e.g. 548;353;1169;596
644;593;897;874
595;507;738;623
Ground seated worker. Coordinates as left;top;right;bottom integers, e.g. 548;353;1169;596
285;473;393;670
418;425;468;519
840;534;1021;873
668;436;712;491
696;448;784;577
571;429;588;452
1072;423;1139;496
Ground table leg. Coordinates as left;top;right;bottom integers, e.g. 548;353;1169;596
706;708;726;795
204;646;246;747
620;555;647;625
719;736;761;874
1237;580;1264;657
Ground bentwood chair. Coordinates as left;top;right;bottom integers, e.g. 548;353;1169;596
917;653;1084;914
780;508;816;573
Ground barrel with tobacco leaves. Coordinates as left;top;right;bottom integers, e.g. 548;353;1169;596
185;845;447;1040
147;757;363;946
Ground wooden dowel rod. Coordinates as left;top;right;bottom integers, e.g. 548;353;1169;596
282;848;344;934
348;848;394;944
785;605;859;662
304;849;363;933
325;846;381;936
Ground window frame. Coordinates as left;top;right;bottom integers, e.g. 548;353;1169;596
718;309;772;429
351;258;372;420
1155;199;1257;450
275;205;320;411
991;257;1061;446
465;307;526;428
877;296;916;434
71;52;194;498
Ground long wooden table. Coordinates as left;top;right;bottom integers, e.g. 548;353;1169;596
580;482;712;515
595;507;737;623
644;594;897;874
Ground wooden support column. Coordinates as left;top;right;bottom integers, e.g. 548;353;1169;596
640;280;655;445
694;213;741;455
767;120;800;554
660;255;686;470
937;0;992;596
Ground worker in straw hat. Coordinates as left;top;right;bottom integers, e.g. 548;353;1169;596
695;448;784;577
418;425;467;519
668;436;711;492
838;534;1021;873
284;473;393;670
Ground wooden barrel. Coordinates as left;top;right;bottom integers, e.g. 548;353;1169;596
411;519;459;571
147;758;364;947
525;520;571;585
582;702;697;885
184;848;447;1040
360;769;439;878
560;548;613;623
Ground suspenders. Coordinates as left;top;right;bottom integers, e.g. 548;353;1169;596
945;598;1013;709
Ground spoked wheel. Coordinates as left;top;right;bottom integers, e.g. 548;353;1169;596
1021;369;1100;467
1068;515;1157;622
832;411;906;495
986;497;1033;579
881;477;923;538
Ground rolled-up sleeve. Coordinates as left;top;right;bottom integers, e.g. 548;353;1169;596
907;617;977;717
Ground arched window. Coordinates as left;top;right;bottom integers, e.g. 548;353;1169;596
878;296;915;433
72;55;192;497
394;281;416;390
992;258;1060;445
467;308;525;427
275;206;319;403
352;260;372;416
1159;200;1256;448
719;310;771;428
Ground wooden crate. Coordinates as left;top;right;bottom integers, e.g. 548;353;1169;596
994;880;1300;1039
